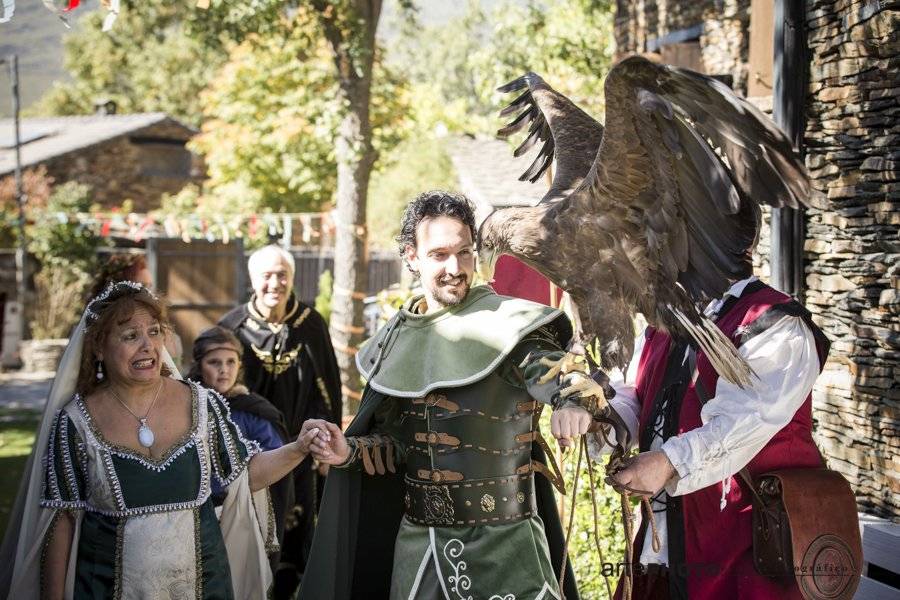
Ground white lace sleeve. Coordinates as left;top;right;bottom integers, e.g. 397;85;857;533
661;315;819;496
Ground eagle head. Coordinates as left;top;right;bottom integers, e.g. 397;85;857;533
476;209;509;283
476;205;548;282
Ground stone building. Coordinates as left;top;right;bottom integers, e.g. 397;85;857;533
614;0;898;522
0;112;200;212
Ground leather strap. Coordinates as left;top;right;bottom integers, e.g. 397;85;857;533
517;459;565;495
531;405;567;495
360;441;376;474
516;400;538;413
348;434;398;476
514;431;539;443
416;468;464;483
414;431;461;447
412;393;460;412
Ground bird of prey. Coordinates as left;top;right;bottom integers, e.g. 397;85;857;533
477;55;809;389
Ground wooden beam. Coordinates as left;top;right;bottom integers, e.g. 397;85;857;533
771;0;807;298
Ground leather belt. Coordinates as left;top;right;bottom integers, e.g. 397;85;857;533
404;473;536;527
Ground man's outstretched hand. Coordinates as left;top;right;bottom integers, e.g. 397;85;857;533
301;419;350;465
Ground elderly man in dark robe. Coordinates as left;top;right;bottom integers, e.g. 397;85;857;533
219;244;342;599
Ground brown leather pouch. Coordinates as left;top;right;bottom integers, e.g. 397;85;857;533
741;468;862;600
688;347;862;600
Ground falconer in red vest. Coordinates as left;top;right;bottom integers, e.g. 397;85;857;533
590;272;830;600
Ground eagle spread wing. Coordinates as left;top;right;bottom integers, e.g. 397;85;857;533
479;56;810;387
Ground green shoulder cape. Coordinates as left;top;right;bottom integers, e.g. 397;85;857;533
356;285;569;397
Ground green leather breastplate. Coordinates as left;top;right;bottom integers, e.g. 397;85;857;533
400;368;536;482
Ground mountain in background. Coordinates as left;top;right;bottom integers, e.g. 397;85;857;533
0;0;99;117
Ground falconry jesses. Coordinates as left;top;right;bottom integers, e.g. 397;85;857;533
477;55;809;391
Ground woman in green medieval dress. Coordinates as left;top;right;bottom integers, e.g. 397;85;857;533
0;281;319;600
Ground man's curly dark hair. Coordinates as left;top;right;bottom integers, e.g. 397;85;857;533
396;190;477;263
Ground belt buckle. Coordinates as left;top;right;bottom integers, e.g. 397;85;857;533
421;483;455;526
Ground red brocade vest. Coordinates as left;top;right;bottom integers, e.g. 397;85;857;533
633;285;826;600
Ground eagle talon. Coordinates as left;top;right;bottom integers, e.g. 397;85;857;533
559;378;610;411
538;350;588;385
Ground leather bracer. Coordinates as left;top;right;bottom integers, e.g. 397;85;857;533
336;433;398;475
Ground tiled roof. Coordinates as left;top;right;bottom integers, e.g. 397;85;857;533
445;135;549;221
0;113;195;175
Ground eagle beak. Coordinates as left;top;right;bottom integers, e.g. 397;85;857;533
477;248;499;283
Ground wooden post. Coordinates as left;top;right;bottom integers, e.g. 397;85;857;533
771;0;807;299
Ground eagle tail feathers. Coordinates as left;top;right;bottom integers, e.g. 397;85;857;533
668;305;756;388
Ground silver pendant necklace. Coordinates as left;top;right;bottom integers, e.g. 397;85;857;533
109;379;164;449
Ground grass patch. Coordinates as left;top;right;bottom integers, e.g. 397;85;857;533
367;136;457;250
0;410;42;542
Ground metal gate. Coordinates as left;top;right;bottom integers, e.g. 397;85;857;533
291;249;403;304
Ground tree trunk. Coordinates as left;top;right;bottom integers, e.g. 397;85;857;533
330;93;374;415
315;0;382;416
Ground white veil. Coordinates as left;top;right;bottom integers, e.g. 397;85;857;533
0;308;182;598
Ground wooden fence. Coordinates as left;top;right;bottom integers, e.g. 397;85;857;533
0;241;403;369
291;248;403;305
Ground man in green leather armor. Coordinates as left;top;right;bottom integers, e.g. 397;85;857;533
299;191;597;600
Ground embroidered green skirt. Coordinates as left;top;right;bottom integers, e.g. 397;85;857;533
390;515;562;600
72;501;232;599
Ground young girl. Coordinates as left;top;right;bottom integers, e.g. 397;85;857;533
187;327;288;453
187;326;294;562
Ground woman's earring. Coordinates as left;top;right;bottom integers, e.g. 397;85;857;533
96;361;105;381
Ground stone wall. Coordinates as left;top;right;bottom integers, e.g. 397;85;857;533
614;0;899;520
802;0;898;520
614;0;751;90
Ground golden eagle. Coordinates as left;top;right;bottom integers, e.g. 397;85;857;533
477;56;809;388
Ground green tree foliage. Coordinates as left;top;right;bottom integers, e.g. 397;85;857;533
539;412;627;600
189;12;411;214
0;166;54;247
364;0;616;247
315;269;334;323
27;182;98;269
470;0;614;120
33;4;223;126
27;182;103;339
393;0;614;136
367;136;457;250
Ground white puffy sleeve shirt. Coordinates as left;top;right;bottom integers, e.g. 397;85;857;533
589;315;820;497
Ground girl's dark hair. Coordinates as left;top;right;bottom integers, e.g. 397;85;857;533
78;283;170;396
89;253;148;300
185;326;244;388
396;190;477;270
